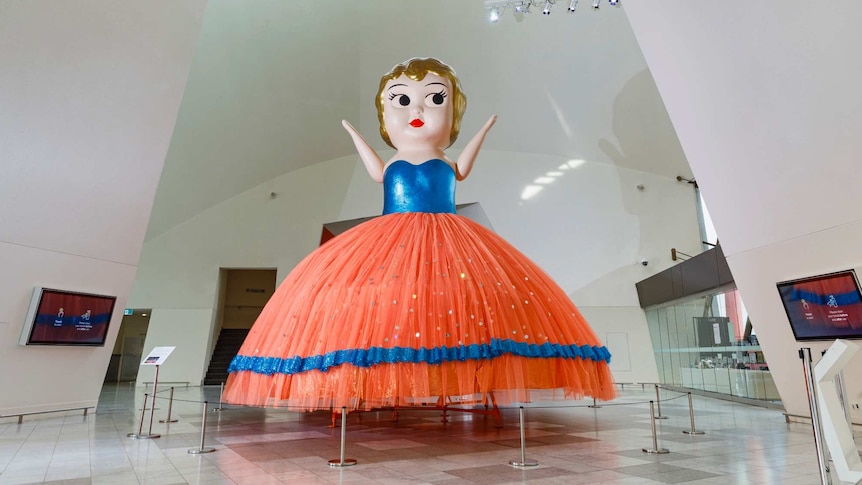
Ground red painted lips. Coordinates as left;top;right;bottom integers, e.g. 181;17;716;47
409;119;424;128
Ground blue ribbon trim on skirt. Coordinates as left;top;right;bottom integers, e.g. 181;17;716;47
228;339;611;376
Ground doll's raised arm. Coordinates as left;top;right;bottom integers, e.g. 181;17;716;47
455;115;497;181
342;120;385;183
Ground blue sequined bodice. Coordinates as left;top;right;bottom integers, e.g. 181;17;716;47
382;159;456;214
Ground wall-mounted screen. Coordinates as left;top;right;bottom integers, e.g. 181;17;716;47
777;270;862;341
19;287;117;346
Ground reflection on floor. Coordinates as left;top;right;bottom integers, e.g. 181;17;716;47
0;384;856;484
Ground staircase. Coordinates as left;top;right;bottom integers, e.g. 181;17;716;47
204;328;250;386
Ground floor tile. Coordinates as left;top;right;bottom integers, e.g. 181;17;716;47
0;384;857;485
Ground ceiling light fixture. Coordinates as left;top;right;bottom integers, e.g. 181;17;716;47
486;0;619;22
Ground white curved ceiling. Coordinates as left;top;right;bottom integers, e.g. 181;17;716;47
146;0;691;240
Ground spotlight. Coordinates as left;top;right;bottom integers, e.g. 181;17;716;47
483;0;617;21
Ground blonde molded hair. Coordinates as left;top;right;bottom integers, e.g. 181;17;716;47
376;58;467;149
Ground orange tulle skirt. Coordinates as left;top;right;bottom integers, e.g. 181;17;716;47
224;212;615;410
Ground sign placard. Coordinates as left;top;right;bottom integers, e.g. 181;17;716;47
141;346;175;366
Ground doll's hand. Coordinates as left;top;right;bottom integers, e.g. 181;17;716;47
342;120;385;182
455;115;497;180
480;115;497;136
342;120;360;138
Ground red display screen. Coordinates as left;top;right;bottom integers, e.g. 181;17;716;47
23;288;116;346
777;270;862;341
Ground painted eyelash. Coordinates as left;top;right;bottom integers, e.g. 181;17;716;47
433;90;448;98
387;92;400;100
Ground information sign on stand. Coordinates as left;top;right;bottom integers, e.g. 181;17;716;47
141;346;175;367
129;346;175;440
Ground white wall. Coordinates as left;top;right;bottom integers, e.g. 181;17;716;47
0;1;206;415
131;149;698;386
625;2;862;418
129;156;357;384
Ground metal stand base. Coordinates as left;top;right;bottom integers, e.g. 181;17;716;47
328;458;357;467
508;459;539;467
188;448;216;454
130;433;161;440
642;447;669;454
683;430;705;435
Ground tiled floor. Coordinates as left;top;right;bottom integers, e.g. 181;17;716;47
0;384;855;484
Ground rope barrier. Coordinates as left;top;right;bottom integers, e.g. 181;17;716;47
147;391;692;411
127;384;710;468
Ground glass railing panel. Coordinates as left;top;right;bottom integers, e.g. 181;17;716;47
642;286;779;405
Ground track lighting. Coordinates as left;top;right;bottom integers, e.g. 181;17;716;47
485;0;619;21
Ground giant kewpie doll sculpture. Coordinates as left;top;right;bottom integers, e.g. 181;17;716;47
224;58;614;413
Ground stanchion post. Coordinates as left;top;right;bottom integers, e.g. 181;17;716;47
188;401;216;454
127;393;148;438
129;393;161;439
682;392;705;435
642;401;669;454
328;407;357;467
654;384;668;419
213;382;225;412
588;397;602;409
800;348;830;485
159;387;178;424
509;406;539;467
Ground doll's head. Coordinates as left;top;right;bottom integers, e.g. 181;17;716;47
376;58;467;149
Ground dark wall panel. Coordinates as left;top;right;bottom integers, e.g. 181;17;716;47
636;246;735;308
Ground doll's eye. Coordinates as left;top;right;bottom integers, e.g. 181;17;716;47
425;90;448;107
388;93;410;107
